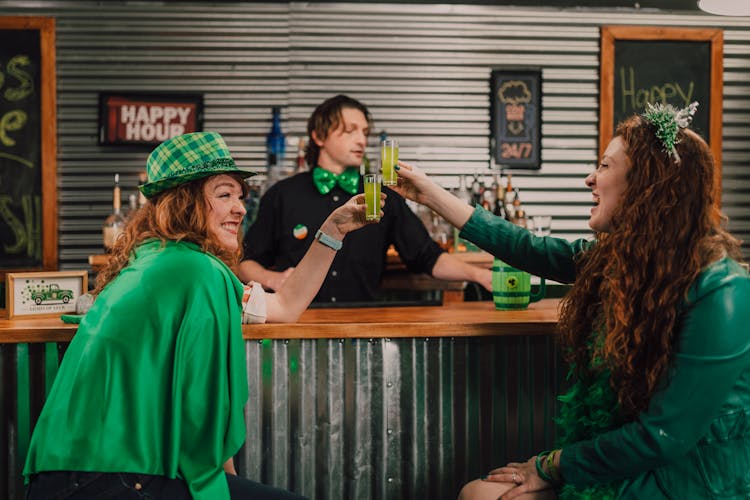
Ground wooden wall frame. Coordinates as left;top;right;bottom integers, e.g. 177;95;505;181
0;16;57;280
599;26;723;203
6;271;87;319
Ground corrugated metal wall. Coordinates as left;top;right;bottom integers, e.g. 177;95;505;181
2;336;564;500
2;1;749;267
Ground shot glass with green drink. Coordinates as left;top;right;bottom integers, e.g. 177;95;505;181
381;138;398;186
364;173;382;221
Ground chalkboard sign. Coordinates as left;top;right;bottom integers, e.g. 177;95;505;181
613;41;711;139
0;17;57;277
600;26;723;200
490;68;542;170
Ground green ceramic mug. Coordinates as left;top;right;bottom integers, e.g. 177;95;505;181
492;258;546;310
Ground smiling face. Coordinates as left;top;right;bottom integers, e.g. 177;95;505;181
313;107;369;174
204;174;246;252
585;136;631;233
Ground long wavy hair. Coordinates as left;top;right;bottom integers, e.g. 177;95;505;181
93;174;248;295
557;115;742;419
305;94;371;169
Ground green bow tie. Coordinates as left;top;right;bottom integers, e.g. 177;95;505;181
312;167;360;195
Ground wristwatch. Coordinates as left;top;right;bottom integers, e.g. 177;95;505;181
314;229;343;251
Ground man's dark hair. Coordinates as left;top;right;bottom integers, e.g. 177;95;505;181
305;95;371;168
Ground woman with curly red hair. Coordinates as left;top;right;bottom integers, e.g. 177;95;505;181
394;103;750;500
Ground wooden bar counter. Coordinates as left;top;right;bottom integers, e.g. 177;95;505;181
0;298;563;500
0;298;560;343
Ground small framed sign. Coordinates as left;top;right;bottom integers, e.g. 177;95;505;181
99;92;203;145
6;270;88;319
490;68;542;170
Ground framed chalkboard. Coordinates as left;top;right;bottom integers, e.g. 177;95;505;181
490;68;542;170
0;17;57;279
600;26;723;201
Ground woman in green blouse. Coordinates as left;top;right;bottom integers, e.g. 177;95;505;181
23;132;376;499
395;103;750;500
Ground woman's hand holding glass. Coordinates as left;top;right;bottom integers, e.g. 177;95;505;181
322;192;385;238
390;160;437;206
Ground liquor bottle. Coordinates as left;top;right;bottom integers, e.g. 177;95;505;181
470;172;482;206
137;171;148;209
515;208;528;228
457;175;472;205
295;137;307;174
454;175;482;252
482;175;496;212
126;193;137;220
102;173;126;251
512;188;527;228
265;107;287;190
492;174;504;218
503;174;515;221
242;179;263;234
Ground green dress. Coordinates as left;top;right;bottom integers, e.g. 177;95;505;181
23;240;249;500
461;206;750;500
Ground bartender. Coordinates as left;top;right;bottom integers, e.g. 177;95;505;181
239;94;491;303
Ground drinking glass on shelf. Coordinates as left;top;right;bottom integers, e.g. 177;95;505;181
364;174;382;221
531;215;552;237
381;138;398;186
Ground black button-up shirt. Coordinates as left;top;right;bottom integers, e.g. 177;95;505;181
243;171;444;303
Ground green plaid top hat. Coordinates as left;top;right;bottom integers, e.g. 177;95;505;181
139;131;255;199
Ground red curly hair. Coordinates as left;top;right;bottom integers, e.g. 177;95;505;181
93;174;248;295
557;115;742;419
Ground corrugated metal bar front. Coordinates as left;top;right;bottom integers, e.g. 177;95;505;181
3;336;563;500
0;345;21;500
1;342;67;500
238;336;565;500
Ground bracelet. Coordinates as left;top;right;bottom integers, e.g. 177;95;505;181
535;451;555;483
546;449;562;482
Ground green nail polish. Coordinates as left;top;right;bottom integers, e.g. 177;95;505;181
480;475;487;480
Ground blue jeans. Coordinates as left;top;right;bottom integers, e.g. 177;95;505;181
26;471;308;499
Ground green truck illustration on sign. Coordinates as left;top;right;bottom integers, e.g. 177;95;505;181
30;283;74;305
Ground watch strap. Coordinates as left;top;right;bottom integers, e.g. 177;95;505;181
314;229;343;251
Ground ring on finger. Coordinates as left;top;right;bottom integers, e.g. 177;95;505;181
512;472;520;485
